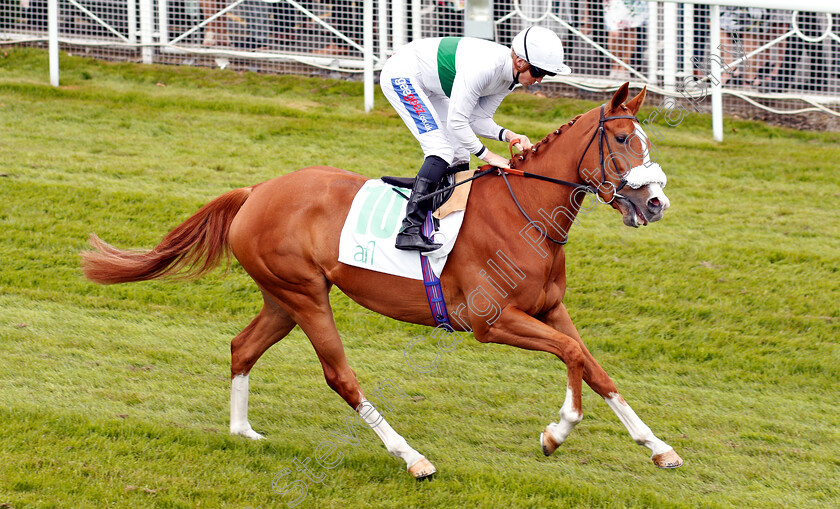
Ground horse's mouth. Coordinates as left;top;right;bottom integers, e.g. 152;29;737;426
632;201;649;227
614;196;648;228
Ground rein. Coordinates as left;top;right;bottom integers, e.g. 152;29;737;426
415;166;497;203
418;105;640;245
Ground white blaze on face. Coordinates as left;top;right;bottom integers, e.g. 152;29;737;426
648;183;670;211
634;124;653;167
621;125;670;211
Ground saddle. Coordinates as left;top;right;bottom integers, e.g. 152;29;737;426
381;170;474;219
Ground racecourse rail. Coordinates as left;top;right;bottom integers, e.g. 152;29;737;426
2;0;839;139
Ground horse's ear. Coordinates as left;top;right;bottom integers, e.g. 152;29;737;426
608;82;630;111
625;86;647;115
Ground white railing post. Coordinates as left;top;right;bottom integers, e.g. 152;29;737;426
710;4;723;141
364;0;374;112
663;1;677;92
393;0;407;50
159;0;169;47
647;1;658;84
411;0;421;42
683;2;694;79
139;0;154;64
48;0;58;86
128;0;138;44
378;0;389;60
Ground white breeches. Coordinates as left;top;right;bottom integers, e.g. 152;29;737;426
379;66;470;167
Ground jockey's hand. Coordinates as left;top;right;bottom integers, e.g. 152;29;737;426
482;151;511;169
506;131;533;151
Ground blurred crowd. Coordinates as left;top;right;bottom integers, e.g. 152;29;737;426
11;0;837;92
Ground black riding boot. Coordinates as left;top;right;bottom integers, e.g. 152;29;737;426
395;156;449;252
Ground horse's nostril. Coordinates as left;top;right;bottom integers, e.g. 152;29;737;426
648;197;661;211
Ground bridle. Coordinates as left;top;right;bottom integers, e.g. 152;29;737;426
576;104;640;204
498;104;640;245
417;105;643;245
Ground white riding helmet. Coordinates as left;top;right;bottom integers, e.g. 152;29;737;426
511;26;572;76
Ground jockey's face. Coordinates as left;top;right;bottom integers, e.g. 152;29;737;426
521;67;545;86
513;56;544;87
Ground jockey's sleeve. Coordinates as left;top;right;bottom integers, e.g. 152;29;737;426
446;77;486;155
447;70;511;156
470;94;508;141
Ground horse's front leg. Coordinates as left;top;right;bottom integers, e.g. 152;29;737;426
475;307;587;453
540;303;683;468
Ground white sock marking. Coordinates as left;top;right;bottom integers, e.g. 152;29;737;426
605;393;671;456
230;374;264;440
546;386;583;444
357;398;424;469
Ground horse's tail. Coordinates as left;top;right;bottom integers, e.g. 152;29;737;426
82;187;252;284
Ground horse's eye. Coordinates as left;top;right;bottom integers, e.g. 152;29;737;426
616;135;628;144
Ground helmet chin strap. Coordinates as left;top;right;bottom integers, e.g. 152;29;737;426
511;56;528;89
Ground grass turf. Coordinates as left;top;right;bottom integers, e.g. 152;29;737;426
1;48;839;508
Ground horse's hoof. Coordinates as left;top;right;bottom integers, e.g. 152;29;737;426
230;426;265;440
245;430;266;440
540;426;560;456
652;449;683;469
408;457;436;481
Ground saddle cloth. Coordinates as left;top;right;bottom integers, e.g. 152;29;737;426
338;173;473;279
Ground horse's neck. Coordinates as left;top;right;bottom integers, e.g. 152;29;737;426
508;129;586;234
462;127;587;268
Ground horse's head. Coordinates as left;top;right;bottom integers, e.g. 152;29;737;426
575;83;670;228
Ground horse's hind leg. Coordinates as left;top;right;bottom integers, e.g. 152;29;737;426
291;293;436;480
230;290;297;440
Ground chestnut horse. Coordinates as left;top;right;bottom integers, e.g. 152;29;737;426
82;84;682;480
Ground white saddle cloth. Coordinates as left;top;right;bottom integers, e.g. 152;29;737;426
338;179;465;280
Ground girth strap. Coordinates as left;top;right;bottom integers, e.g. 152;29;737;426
420;212;453;329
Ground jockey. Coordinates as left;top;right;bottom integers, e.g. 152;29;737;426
380;26;572;252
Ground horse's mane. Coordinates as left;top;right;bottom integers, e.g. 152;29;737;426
509;104;633;170
509;113;583;170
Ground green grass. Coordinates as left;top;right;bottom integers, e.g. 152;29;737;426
1;48;839;508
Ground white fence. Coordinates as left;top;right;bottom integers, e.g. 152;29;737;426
2;0;839;138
